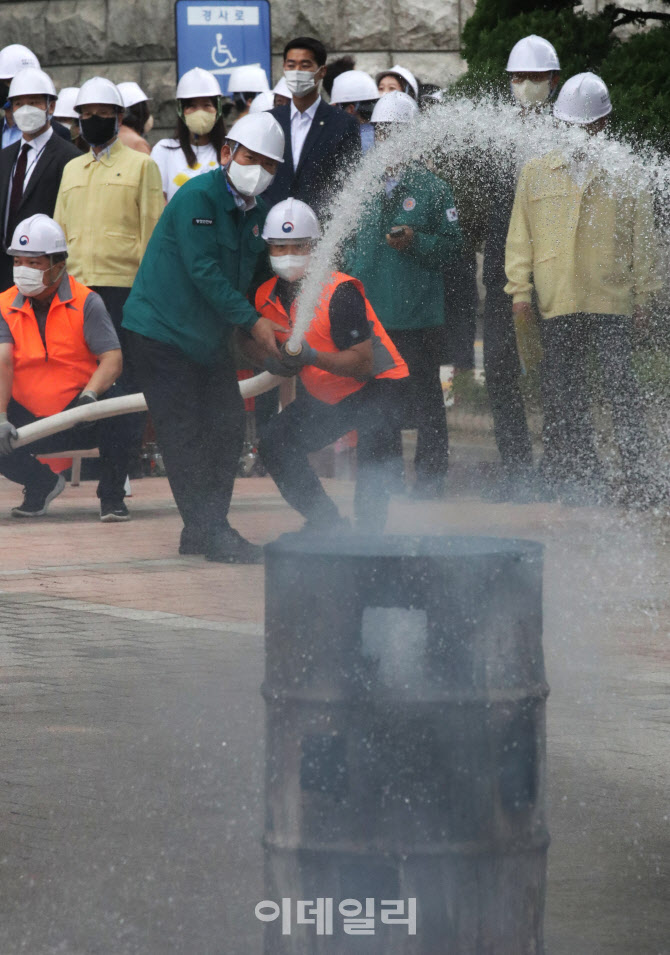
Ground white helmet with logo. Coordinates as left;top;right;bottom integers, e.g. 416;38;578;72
54;87;80;120
249;91;275;114
553;71;612;125
376;64;419;99
228;65;269;94
8;67;57;100
0;44;40;80
262;198;320;243
176;67;221;100
8;214;68;257
331;70;380;106
75;77;124;111
506;35;560;73
117;81;149;108
227;112;285;162
371;90;418;124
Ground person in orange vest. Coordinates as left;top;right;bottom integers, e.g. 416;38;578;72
0;214;130;520
241;198;409;533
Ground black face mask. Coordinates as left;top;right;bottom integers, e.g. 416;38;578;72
79;114;117;147
358;100;376;121
0;81;9;107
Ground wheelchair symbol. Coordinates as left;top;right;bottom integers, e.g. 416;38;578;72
211;34;238;68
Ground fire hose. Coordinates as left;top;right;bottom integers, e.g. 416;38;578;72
10;371;283;450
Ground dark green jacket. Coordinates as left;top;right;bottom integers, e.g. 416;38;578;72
342;164;462;331
122;167;267;364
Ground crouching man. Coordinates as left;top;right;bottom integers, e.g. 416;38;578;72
0;214;130;520
241;198;409;533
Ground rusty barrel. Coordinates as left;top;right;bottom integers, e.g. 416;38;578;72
262;534;548;954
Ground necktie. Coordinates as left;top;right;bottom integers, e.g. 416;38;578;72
7;142;30;241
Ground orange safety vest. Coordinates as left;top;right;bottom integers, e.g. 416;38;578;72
254;272;408;405
0;275;99;418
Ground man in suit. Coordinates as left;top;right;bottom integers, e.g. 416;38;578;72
264;36;361;217
0;67;79;292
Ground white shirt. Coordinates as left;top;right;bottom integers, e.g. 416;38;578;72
17;125;53;189
290;97;320;169
150;139;219;201
4;125;54;240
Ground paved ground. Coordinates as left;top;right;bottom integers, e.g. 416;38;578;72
0;456;668;954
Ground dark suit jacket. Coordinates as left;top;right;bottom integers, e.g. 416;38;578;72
0;131;80;291
264;99;361;217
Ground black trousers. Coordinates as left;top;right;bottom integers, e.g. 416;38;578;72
0;386;130;503
539;314;647;482
126;331;244;534
258;378;405;532
443;251;477;370
92;286;147;458
387;327;449;482
482;288;533;471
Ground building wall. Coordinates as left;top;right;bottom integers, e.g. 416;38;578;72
0;0;472;140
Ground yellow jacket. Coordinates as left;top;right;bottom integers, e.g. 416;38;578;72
504;150;661;318
54;138;164;288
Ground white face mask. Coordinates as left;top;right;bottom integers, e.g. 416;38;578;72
284;69;321;98
270;253;310;283
227;159;274;197
511;78;551;108
13;104;48;133
13;264;48;296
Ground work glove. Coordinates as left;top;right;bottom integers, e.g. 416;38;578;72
263;356;297;378
0;412;18;456
513;310;543;375
73;389;98;431
279;340;318;372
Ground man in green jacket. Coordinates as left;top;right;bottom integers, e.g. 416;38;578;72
123;113;283;562
343;91;462;497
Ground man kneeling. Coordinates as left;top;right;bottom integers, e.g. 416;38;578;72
242;198;408;533
0;215;130;520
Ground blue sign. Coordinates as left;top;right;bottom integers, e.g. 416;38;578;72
175;1;272;96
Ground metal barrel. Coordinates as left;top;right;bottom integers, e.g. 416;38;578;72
262;534;548;954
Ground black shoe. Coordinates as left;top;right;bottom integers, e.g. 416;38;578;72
206;526;263;564
179;526;208;555
12;473;66;517
100;501;131;522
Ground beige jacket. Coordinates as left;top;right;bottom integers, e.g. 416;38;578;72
504;150;661;318
54;138;164;288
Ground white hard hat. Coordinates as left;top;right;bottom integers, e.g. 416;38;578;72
8;214;67;258
273;76;291;98
506;35;560;73
117;81;149;108
0;44;40;80
227;111;285;163
331;70;380;105
75;77;124;111
8;67;57;100
228;65;269;94
371;90;418;124
176;67;221;101
54;87;80;120
249;91;275;114
262;198;320;242
376;64;419;99
553;72;612;125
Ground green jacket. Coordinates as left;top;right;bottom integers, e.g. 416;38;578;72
342;164;462;331
122;167;267;364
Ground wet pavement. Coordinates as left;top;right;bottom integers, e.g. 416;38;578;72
0;458;668;953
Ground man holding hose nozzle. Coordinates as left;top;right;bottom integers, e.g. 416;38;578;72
122;112;284;563
239;198;409;534
0;214;129;520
